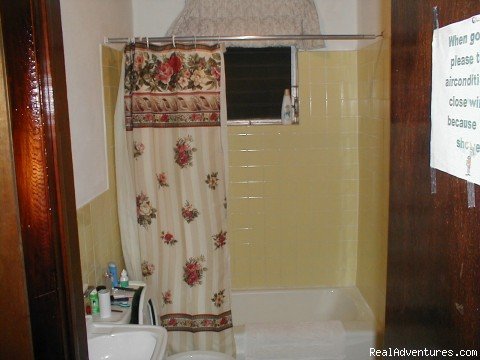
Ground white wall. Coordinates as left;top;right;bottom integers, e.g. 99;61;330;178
132;0;184;37
315;0;358;50
357;0;385;48
60;0;133;208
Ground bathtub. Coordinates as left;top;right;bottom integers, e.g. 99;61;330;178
230;287;376;360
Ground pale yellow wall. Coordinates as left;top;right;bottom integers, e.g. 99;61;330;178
356;0;391;337
77;46;125;286
76;44;391;335
228;51;360;289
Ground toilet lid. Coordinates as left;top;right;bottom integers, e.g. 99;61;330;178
167;350;235;360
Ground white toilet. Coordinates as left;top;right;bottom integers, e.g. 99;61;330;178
167;350;235;360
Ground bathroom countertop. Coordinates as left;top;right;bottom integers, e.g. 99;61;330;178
91;287;136;324
92;305;132;324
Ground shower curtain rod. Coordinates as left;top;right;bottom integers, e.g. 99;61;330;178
104;34;381;44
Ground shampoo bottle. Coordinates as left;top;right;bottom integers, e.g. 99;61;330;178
108;262;118;287
281;88;293;125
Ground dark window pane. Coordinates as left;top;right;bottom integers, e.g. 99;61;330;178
225;47;291;120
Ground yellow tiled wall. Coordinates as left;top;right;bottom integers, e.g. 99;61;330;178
76;44;391;331
77;46;125;286
356;0;391;338
228;51;360;289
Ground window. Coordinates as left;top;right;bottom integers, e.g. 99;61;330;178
224;47;298;125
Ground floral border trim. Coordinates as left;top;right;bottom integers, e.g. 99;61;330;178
124;42;222;130
160;310;233;333
126;111;221;130
125;121;220;130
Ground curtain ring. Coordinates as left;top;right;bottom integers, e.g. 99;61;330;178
172;35;176;48
146;37;150;48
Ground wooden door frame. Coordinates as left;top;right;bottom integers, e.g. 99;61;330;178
0;0;87;358
0;19;35;360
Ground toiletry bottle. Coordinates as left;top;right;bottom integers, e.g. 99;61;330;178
281;88;292;125
83;286;93;315
89;289;100;314
104;271;113;290
108;262;119;287
120;269;129;288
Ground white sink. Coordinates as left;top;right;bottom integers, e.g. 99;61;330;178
86;317;167;360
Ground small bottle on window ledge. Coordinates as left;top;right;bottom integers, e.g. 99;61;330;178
281;88;293;125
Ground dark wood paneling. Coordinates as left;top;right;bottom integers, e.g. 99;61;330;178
0;23;34;360
387;0;480;351
0;0;87;359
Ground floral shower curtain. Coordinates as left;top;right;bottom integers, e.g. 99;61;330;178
116;42;235;356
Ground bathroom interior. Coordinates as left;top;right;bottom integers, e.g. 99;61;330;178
0;0;393;359
4;0;480;359
70;0;390;359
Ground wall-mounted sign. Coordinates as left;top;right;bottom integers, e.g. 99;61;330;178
431;14;480;185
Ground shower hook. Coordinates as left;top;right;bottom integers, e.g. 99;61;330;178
146;37;150;48
194;35;197;48
172;35;176;47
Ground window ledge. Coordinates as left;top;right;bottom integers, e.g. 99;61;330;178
227;119;299;126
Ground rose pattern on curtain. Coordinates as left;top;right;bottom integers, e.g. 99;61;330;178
124;42;235;356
